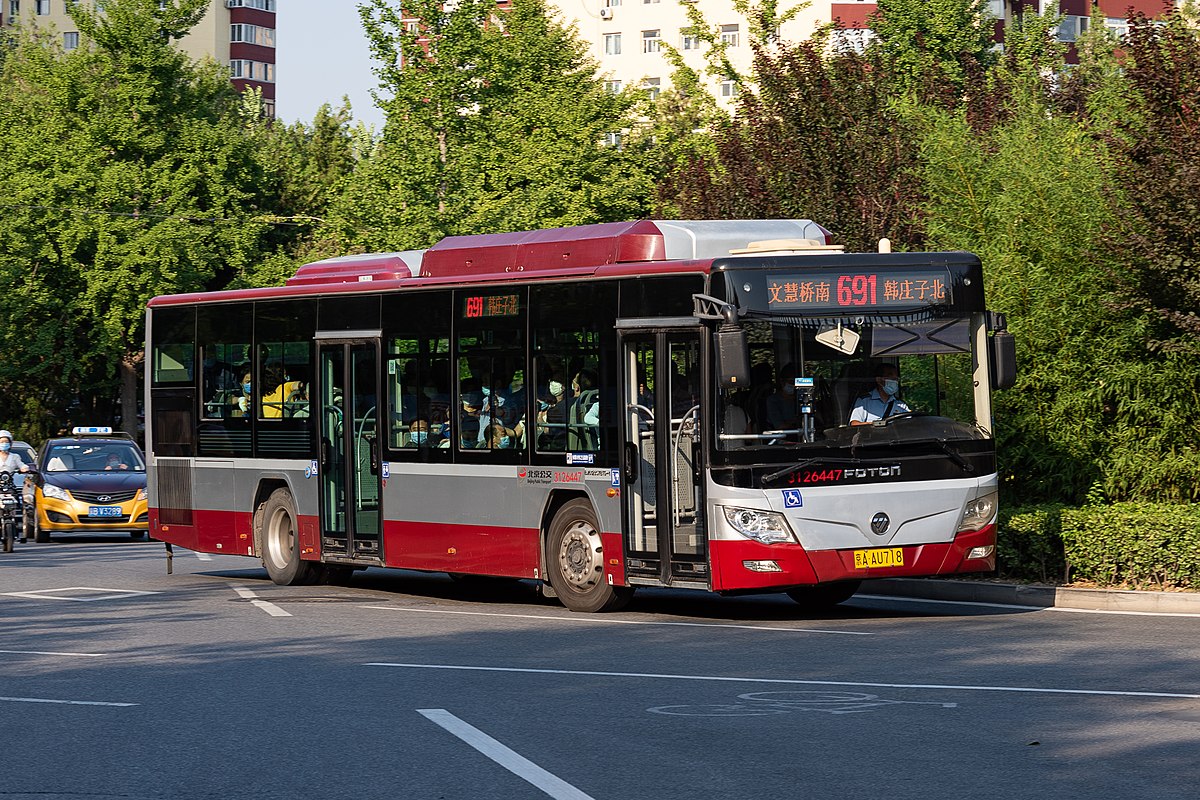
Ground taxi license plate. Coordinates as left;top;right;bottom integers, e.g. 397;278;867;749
88;506;122;518
853;547;903;569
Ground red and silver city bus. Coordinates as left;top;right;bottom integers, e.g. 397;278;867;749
145;220;1015;612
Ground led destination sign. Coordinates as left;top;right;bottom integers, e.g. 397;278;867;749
462;293;521;319
765;269;951;312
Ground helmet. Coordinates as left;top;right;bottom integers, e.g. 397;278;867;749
0;430;12;441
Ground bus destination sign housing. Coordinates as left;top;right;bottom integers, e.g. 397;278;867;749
764;269;952;313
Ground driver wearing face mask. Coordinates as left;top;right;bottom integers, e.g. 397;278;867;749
849;363;911;425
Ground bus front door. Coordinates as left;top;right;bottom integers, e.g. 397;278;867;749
619;326;708;587
317;338;382;562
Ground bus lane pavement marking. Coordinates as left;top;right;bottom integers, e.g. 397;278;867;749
367;663;1200;700
360;605;872;636
418;708;596;800
2;587;161;602
0;649;107;658
230;584;293;617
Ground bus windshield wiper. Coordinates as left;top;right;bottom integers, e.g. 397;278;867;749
902;437;975;474
762;457;862;485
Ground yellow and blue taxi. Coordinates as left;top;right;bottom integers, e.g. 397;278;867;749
26;427;149;543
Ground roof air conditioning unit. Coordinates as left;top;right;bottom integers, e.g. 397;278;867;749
599;7;614;20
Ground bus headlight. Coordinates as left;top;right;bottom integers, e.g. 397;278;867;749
42;483;70;502
137;488;148;501
960;491;998;532
722;506;796;545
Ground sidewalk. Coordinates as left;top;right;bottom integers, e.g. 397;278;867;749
865;578;1200;614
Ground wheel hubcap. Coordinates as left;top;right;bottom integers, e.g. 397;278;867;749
266;507;294;570
559;520;602;590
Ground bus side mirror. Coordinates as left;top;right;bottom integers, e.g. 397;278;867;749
715;325;750;390
990;331;1016;390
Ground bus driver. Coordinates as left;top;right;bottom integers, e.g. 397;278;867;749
849;363;910;425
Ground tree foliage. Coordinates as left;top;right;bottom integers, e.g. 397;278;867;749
0;0;270;437
664;39;926;252
332;0;651;251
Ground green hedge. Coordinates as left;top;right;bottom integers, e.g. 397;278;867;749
996;503;1200;590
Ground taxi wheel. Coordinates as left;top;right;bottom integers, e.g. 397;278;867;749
785;580;862;609
261;488;318;586
33;509;49;544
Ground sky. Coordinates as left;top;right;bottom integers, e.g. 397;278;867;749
275;4;387;130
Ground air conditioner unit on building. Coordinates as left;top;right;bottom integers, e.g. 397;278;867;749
599;7;614;20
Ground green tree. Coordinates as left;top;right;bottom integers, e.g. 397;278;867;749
664;39;927;252
0;0;270;437
870;0;998;96
333;0;651;251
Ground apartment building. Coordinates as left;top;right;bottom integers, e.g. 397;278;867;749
555;0;1183;106
1;0;277;116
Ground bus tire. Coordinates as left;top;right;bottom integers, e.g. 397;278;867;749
785;580;861;609
261;488;318;586
547;499;632;613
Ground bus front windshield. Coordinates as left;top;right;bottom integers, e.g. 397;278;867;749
716;317;984;456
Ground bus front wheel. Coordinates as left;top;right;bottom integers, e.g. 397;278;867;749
547;499;632;613
261;488;318;586
785;580;861;609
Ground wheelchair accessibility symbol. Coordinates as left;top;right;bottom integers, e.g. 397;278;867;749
782;490;803;508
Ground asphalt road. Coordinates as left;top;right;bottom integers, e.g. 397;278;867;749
2;536;1199;800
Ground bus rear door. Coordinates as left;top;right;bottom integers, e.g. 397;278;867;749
618;321;708;588
316;333;382;562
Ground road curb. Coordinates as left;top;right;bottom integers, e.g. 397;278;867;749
864;578;1200;614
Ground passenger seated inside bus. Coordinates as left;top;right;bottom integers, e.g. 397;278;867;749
567;369;599;450
483;421;515;450
536;375;567;450
232;371;253;417
401;418;435;448
849;362;911;425
764;363;800;432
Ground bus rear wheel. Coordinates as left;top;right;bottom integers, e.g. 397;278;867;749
261;488;318;586
547;499;632;613
786;580;861;609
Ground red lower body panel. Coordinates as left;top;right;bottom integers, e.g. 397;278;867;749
711;523;997;592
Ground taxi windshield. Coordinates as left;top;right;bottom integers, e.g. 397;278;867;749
44;442;145;473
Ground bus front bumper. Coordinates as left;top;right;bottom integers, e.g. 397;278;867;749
708;524;997;592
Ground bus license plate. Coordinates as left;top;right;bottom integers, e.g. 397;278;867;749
88;506;122;518
854;547;903;569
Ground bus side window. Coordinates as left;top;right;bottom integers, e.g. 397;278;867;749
384;288;453;458
532;283;608;456
455;289;526;457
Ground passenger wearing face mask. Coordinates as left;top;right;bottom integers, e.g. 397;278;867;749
536;376;568;450
849;363;911;425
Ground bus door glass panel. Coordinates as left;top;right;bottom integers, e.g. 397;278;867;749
621;330;706;582
318;342;381;558
666;336;703;562
318;345;347;548
350;343;380;548
622;336;658;560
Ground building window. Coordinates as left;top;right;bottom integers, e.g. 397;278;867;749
36;0;49;14
231;24;277;48
642;29;661;53
230;59;275;83
643;77;660;101
604;132;623;148
720;80;738;98
63;30;79;49
604;33;621;55
680;29;699;50
604;80;622;94
643;0;660;3
225;0;276;10
720;24;739;47
605;0;620;6
404;20;420;34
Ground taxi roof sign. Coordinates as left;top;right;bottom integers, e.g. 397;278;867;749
72;426;113;435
